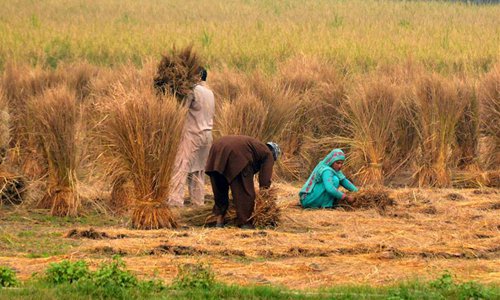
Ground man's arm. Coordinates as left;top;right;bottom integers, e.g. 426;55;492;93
258;152;274;189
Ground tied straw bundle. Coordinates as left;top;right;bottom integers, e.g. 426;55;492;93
98;84;186;230
153;45;202;102
250;187;280;227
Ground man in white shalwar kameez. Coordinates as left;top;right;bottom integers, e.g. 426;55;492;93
168;68;215;207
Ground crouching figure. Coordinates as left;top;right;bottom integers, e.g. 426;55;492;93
299;149;358;208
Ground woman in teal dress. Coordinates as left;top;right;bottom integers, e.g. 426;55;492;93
299;149;358;208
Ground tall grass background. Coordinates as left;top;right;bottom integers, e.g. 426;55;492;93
0;0;498;73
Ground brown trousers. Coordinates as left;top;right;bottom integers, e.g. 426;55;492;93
209;165;255;226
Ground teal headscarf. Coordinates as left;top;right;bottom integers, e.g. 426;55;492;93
299;149;346;197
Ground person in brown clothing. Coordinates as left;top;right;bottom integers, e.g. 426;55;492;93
205;135;280;229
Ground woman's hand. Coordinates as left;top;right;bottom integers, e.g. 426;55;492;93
342;194;354;203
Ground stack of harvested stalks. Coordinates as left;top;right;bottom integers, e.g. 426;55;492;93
478;65;500;170
410;74;465;188
335;77;402;186
340;188;395;212
97;83;186;229
31;86;81;216
0;170;26;205
250;187;281;227
182;187;281;228
153;45;202;101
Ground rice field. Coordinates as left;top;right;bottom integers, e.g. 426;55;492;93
0;0;499;297
0;0;499;73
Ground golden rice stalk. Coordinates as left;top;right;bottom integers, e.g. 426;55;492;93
153;45;202;101
0;170;26;206
410;74;465;188
336;77;402;187
251;187;280;228
30;86;81;216
97;83;186;229
478;65;500;170
341;188;395;212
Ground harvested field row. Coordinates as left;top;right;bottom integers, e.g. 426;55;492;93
1;186;497;289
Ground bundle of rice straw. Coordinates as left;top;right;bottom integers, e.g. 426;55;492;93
0;170;26;205
250;187;280;227
97;84;186;229
153;45;202;101
341;188;395;212
30;87;81;217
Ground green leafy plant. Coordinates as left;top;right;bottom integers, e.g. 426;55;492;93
91;256;137;289
44;260;90;285
0;266;18;287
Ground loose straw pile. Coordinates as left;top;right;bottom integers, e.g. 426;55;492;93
341;188;396;212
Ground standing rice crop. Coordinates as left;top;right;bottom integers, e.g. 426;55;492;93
30;86;81;216
478;65;500;170
336;77;402;186
98;84;186;229
410;74;465;187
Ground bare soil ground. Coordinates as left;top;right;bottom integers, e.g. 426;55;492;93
0;183;499;289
